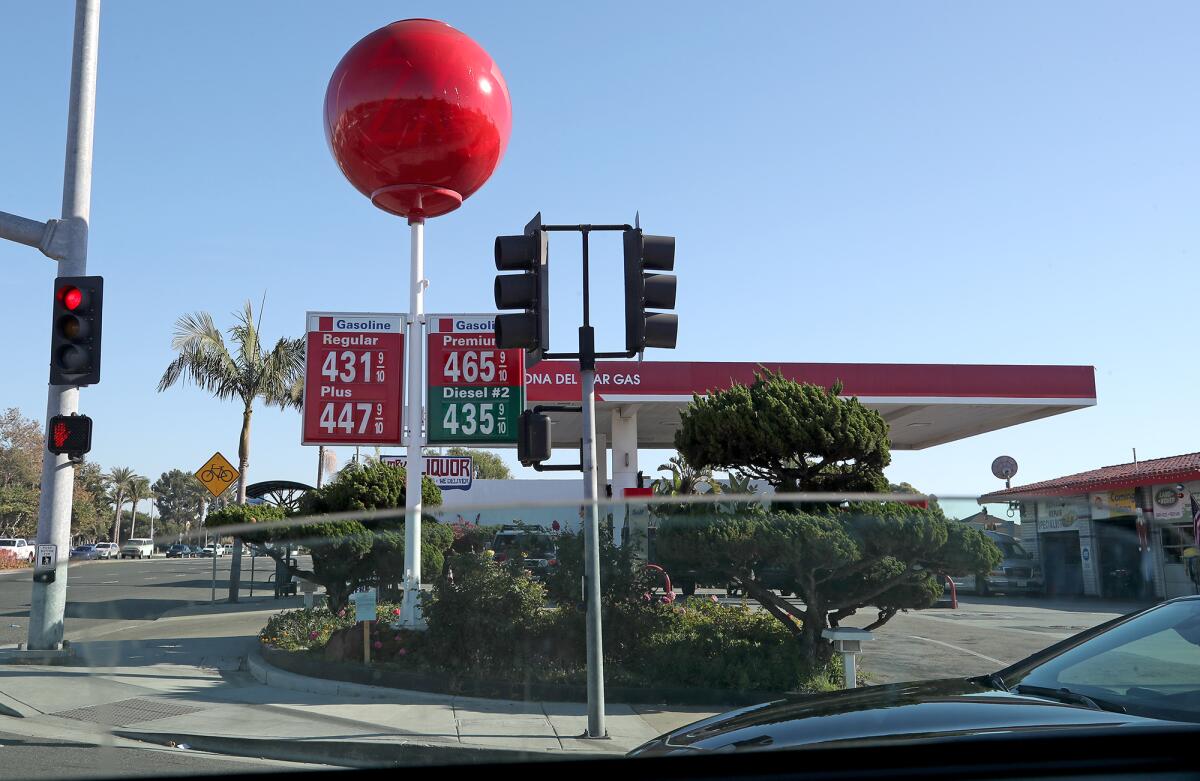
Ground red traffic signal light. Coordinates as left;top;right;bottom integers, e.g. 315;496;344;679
49;276;103;386
46;414;92;458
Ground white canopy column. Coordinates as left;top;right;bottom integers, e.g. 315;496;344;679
610;407;639;545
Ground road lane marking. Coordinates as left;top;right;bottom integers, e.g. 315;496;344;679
908;635;1008;666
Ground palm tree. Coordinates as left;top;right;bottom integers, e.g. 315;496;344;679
653;454;720;496
106;467;135;544
126;475;150;539
157;300;304;601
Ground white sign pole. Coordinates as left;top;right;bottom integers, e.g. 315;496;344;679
400;218;426;628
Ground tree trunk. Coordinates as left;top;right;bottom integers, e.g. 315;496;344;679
227;406;252;603
111;492;124;544
128;496;138;540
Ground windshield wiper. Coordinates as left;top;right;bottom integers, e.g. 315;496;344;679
982;673;1007;691
1013;684;1125;714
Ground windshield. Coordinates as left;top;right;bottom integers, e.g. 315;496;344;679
998;541;1034;560
1009;600;1200;722
2;1;1198;774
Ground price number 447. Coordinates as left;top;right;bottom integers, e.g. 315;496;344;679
319;402;385;435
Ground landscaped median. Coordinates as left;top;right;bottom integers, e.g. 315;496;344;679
258;552;843;707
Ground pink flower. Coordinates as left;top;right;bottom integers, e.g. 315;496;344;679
308;630;319;640
710;594;719;603
337;609;346;618
373;641;382;650
392;608;401;616
398;648;408;656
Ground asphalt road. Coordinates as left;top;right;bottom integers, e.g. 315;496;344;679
709;589;1148;684
0;554;310;648
0;558;1152;685
0;730;312;779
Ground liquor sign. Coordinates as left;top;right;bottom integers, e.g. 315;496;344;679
426;314;524;445
381;455;474;491
302;312;405;446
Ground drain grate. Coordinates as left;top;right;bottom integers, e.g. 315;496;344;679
54;697;205;727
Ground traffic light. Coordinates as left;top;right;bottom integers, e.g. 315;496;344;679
517;409;552;466
49;275;103;386
494;213;549;367
623;230;677;352
46;413;92;459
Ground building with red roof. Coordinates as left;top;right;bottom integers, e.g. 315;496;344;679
978;454;1200;600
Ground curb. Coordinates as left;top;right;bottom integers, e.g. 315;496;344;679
247;650;450;702
0;647;75;666
114;730;611;768
256;646;789;708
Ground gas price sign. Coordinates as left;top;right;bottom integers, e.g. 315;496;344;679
426;314;524;445
302;312;405;446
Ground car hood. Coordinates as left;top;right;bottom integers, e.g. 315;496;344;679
629;678;1174;756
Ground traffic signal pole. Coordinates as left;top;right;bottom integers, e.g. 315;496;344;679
28;0;101;651
577;231;606;740
399;217;426;628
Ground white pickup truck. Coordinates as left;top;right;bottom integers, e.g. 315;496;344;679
0;538;35;562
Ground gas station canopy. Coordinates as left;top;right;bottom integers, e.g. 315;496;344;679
523;361;1096;450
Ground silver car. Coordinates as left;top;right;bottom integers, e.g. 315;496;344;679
952;530;1044;596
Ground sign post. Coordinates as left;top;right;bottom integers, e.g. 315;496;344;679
426;314;524;446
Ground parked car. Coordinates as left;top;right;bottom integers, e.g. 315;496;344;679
70;544;99;560
487;525;558;582
951;530;1044;596
0;538;34;562
166;544;192;558
187;545;205;558
120;538;154;559
93;542;119;559
630;595;1200;756
201;543;226;557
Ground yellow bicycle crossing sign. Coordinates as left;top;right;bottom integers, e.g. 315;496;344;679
196;451;239;498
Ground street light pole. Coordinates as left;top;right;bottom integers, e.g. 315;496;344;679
29;0;101;651
400;217;426;628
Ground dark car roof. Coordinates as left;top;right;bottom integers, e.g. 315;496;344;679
633;598;1200;756
634;678;1170;755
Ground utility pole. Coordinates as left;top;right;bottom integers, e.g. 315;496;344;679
21;0;101;651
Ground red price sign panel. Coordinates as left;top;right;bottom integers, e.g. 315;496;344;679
426;314;524;445
302;312;405;446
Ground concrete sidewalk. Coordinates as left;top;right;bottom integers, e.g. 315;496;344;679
0;603;719;766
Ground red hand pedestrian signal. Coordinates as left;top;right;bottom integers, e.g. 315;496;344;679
46;414;92;458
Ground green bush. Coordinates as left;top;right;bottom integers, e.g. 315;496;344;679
422;552;547;679
544;527;658;606
538;599;838;693
260;600;405;652
448;521;500;554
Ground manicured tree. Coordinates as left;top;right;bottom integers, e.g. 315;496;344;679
217;461;447;612
658;373;1000;666
675;371;890;493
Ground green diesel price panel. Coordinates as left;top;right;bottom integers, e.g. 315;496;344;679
426;314;525;445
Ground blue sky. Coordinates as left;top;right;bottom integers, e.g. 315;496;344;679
2;2;1198;516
